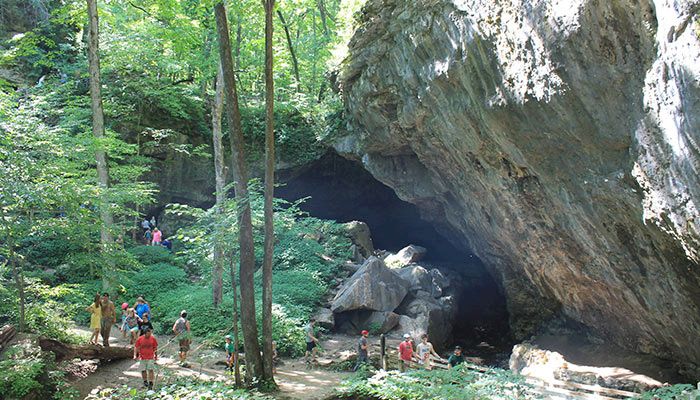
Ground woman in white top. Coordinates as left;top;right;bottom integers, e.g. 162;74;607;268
416;333;443;370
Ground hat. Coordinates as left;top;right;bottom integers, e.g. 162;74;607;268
454;346;462;351
361;330;369;335
121;302;129;310
137;296;145;302
403;333;411;339
225;335;232;340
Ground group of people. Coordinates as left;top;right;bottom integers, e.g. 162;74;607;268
86;293;193;390
303;319;466;372
141;217;172;250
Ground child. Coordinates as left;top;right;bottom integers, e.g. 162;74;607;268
124;308;140;344
224;335;235;372
139;313;154;336
85;293;101;345
119;302;129;338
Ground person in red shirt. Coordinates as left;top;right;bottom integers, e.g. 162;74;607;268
398;333;415;372
134;327;158;390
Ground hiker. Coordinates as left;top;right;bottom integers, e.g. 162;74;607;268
86;293;101;345
416;333;443;370
272;340;278;374
304;318;319;364
354;330;370;371
161;237;172;252
172;310;191;366
141;218;150;231
119;302;129;339
134;326;158;390
143;228;152;245
152;227;162;246
447;345;465;369
134;296;151;330
138;312;154;336
100;293;116;347
150;216;156;228
398;333;415;372
124;308;140;344
224;335;235;372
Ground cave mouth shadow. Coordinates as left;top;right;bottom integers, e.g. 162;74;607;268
278;151;512;360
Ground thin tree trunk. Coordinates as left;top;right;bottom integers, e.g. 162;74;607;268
211;65;226;307
8;242;25;332
229;252;242;386
86;0;115;291
316;0;329;37
276;10;301;89
214;1;263;384
261;0;276;383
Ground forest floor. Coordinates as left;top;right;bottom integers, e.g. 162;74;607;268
68;327;353;400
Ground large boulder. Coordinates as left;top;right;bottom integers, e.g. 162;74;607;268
395;291;454;349
397;265;432;292
384;245;427;267
342;221;374;258
313;308;335;330
337;310;400;334
331;257;409;313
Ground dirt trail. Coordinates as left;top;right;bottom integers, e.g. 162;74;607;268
68;327;352;400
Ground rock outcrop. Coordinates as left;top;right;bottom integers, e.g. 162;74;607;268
331;256;409;313
335;0;700;374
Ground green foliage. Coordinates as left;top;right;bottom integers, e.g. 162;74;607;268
84;380;274;400
640;384;699;400
131;264;187;296
337;366;538;400
0;343;46;399
128;245;177;266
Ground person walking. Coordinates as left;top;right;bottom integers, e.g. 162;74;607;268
304;318;319;365
143;228;152;245
86;293;101;345
149;216;156;229
141;218;150;231
354;330;370;371
172;310;191;367
134;296;151;331
151;227;162;246
398;333;415;372
124;308;140;344
134;326;158;390
119;302;129;339
224;335;235;373
100;293;116;347
447;345;465;369
416;333;443;370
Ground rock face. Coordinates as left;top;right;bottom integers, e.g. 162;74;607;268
384;244;427;267
335;0;700;373
331;257;409;313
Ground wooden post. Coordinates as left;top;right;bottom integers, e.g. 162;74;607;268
380;334;386;370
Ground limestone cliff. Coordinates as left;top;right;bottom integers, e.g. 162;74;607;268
334;0;700;374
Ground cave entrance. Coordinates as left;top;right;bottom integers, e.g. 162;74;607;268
277;151;512;363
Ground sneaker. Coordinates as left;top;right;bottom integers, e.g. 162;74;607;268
143;381;149;388
148;382;154;390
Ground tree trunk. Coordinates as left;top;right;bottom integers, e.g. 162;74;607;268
39;338;132;362
211;65;226;307
214;1;263;384
316;0;330;37
262;0;276;383
8;241;25;332
86;0;115;291
276;10;301;90
229;252;242;386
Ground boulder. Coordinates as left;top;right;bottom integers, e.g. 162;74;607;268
395;292;454;349
331;257;409;313
397;265;433;293
384;245;427;267
337;310;400;334
429;268;449;289
342;221;374;257
313;308;335;330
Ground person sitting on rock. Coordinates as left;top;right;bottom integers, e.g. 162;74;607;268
447;345;465;369
398;333;415;372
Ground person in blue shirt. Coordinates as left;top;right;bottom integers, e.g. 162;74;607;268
134;296;151;332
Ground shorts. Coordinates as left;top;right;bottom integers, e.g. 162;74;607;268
129;326;139;333
306;341;316;352
179;339;191;352
140;359;156;371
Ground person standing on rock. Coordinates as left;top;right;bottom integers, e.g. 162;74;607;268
305;318;319;364
134;326;158;390
172;310;191;367
416;333;443;370
398;333;415;372
354;330;370;371
100;293;116;347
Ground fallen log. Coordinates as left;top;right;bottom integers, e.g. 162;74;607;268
0;324;16;350
39;338;132;362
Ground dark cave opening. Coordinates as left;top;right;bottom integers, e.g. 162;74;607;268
277;151;512;361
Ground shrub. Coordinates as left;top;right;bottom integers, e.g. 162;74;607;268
128;245;177;266
130;264;187;297
84;379;274;400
